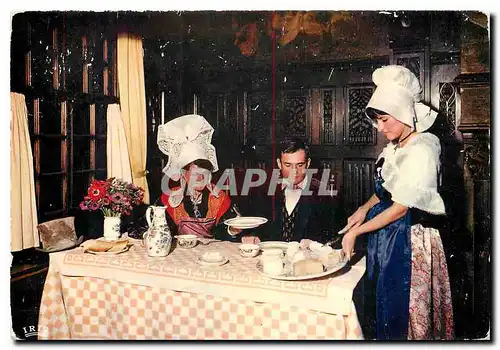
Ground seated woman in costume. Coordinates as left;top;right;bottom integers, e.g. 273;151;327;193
157;114;245;242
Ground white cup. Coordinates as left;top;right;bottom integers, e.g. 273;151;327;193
261;248;284;258
238;244;260;258
175;234;198;249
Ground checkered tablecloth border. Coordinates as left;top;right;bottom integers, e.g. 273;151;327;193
38;266;363;340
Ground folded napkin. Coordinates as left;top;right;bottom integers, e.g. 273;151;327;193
178;217;215;238
81;238;130;253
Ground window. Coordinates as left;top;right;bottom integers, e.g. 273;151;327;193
15;13;118;222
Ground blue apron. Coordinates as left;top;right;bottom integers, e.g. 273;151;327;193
365;158;412;340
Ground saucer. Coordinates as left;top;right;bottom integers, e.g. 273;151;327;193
197;255;229;267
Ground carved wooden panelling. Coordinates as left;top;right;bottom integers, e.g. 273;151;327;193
322;90;334;144
319;159;339;197
461;20;489;74
397;56;422;86
198;93;219;129
247;92;272;144
345;87;375;145
439;82;457;131
464;134;490;182
216;95;225;129
281;91;309;140
343;159;375;215
393;51;428;101
225;94;238;140
460;86;490;128
206;93;241;146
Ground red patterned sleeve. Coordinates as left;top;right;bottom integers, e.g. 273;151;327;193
215;191;232;225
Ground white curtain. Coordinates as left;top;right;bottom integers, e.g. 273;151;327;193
11;92;39;251
106;104;133;183
117;32;150;203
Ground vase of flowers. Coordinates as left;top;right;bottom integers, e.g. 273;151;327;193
80;178;145;241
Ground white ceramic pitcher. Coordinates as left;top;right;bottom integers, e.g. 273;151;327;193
143;206;172;257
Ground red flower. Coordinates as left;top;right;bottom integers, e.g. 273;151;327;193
88;181;108;200
94;180;107;187
88;188;102;200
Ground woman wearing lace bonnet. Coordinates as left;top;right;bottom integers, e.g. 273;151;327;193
157;114;241;241
339;65;454;339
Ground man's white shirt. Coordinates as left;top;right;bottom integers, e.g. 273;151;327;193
282;175;309;215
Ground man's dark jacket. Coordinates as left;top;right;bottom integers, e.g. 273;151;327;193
252;177;344;244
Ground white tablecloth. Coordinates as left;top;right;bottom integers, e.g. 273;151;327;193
39;240;366;340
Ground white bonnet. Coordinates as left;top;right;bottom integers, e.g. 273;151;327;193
157;114;218;181
366;65;438;132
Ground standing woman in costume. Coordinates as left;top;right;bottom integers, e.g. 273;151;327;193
340;66;454;340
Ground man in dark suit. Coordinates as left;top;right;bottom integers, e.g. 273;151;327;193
247;138;343;244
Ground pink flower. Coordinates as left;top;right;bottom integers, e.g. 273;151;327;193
111;193;124;203
89;202;100;211
79;202;88;210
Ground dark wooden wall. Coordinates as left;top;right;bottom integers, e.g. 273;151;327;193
141;11;465;216
139;11;491;339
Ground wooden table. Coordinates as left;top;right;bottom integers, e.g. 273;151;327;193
38;239;366;340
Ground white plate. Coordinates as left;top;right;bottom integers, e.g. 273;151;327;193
224;216;268;229
255;260;347;281
197;256;229;267
84;245;131;256
259;241;290;251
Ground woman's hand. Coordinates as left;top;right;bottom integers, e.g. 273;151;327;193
228;226;243;236
341;230;358;260
242;236;261;244
339;206;369;234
